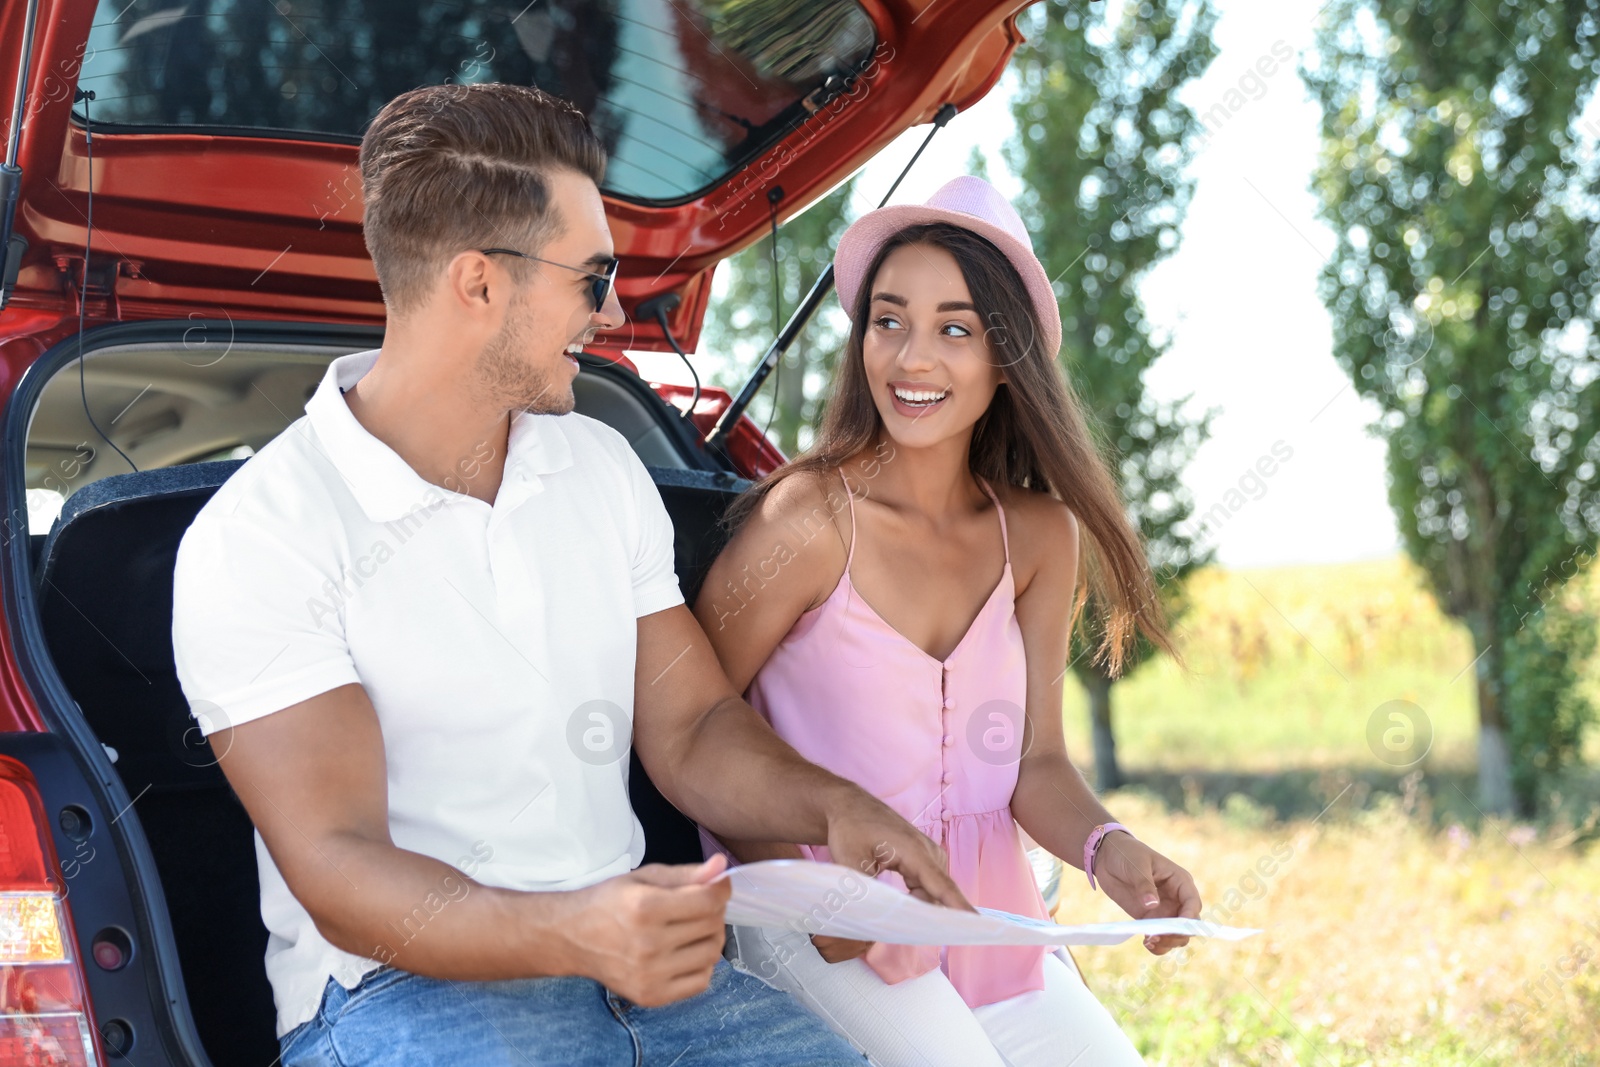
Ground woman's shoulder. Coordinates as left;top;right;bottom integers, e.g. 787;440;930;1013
991;483;1080;587
726;466;852;594
992;482;1078;535
767;464;850;513
745;466;852;537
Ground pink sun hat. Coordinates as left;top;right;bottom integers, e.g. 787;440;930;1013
832;175;1062;360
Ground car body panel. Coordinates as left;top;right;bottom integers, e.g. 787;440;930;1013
1;0;1029;354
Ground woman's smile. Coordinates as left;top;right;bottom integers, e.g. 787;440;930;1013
889;380;953;418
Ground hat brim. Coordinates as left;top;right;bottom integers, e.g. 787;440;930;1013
833;204;1063;361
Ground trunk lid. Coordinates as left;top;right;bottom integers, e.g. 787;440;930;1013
0;0;1030;353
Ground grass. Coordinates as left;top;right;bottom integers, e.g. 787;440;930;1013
1052;554;1600;1065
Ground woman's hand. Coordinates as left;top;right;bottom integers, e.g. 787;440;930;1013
810;934;875;963
1090;832;1202;955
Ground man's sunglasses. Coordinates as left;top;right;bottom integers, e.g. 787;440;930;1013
479;248;619;312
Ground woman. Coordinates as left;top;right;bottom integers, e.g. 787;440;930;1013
691;176;1201;1067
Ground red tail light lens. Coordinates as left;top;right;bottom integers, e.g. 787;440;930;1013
0;779;52;889
0;761;100;1067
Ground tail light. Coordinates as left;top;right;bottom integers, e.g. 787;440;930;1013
0;759;101;1067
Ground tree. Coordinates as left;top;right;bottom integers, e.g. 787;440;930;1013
1306;0;1600;814
703;177;858;455
1006;0;1220;789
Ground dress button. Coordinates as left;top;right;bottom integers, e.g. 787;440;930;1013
942;698;954;710
941;773;952;786
942;734;955;747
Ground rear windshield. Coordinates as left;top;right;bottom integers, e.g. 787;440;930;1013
73;0;877;204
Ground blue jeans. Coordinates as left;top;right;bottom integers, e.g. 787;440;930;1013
279;956;869;1066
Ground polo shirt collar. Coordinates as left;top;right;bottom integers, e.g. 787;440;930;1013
305;349;574;523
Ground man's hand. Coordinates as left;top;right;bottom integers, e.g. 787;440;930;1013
810;934;875;963
558;853;732;1006
824;790;974;912
1090;833;1202;955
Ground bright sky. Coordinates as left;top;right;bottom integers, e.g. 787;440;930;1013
632;0;1401;569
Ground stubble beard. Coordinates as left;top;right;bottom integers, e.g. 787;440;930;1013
474;296;575;415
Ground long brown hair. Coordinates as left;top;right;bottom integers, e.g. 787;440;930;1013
724;222;1182;678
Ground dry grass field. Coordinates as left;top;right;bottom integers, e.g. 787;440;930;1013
1054;554;1600;1065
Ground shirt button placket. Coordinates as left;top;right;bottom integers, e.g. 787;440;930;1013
939;663;953;833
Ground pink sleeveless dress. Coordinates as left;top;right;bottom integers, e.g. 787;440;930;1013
700;469;1049;1008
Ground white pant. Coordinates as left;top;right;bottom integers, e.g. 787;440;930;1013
725;924;1146;1067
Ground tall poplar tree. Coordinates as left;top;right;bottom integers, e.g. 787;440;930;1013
1307;0;1600;814
1007;0;1220;789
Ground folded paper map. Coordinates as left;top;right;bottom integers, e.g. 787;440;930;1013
717;859;1261;947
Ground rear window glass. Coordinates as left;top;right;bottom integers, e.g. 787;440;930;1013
73;0;877;204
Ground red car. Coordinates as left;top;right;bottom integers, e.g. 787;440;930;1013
0;1;1035;1063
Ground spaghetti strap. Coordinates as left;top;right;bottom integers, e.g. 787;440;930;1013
977;477;1012;569
837;465;859;569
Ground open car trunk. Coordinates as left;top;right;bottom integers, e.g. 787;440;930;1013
0;1;1040;1061
4;321;752;1066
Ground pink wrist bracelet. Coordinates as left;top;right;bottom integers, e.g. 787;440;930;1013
1084;822;1133;891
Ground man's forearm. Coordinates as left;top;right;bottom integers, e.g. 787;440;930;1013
299;832;587;981
711;832;808;864
653;695;863;845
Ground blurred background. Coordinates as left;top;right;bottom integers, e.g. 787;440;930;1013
631;0;1600;1062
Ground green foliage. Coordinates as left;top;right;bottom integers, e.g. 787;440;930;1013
1504;595;1600;807
966;145;992;183
702;177;857;455
1005;0;1219;768
1306;0;1600;813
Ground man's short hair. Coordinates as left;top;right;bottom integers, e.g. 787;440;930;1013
358;83;607;315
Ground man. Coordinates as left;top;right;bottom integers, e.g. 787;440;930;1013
171;82;969;1067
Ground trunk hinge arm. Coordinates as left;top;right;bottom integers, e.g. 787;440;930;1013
703;102;959;454
54;254;142;320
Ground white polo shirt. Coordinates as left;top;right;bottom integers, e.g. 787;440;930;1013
171;348;684;1038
